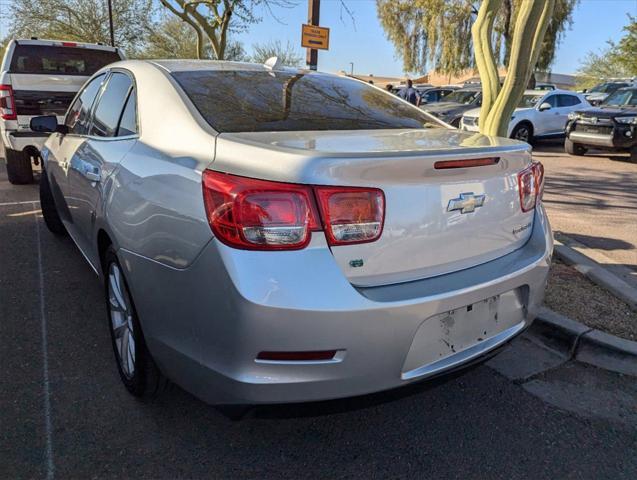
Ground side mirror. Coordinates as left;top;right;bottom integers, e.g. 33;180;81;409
30;115;68;134
538;102;552;112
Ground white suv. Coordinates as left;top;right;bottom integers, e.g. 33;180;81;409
460;89;590;144
1;39;124;184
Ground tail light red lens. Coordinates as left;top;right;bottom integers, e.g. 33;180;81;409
315;187;385;245
518;161;544;212
202;171;320;250
202;171;385;250
0;84;17;120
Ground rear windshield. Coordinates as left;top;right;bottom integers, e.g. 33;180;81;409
9;44;121;76
443;90;480;104
171;70;441;133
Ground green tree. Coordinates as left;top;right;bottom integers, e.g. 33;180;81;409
376;0;577;75
140;15;247;60
1;0;154;56
159;0;295;60
250;39;302;66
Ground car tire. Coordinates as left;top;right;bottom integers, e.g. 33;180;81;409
104;247;167;400
630;145;637;163
39;170;67;236
565;138;587;156
3;145;34;184
510;123;534;145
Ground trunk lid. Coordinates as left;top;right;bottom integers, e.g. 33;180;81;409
216;129;536;287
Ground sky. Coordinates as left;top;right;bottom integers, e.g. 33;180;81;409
1;0;635;76
238;0;637;76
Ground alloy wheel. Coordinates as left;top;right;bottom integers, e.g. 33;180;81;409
514;126;530;142
107;263;136;379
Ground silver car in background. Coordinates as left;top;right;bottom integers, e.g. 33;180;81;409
32;60;552;406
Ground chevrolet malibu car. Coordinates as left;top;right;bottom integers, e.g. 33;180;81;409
31;60;552;406
461;89;589;143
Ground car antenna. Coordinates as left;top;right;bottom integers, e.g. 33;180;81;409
264;56;282;71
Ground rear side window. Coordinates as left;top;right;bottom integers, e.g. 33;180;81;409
90;72;132;137
557;95;581;107
117;90;137;137
172;70;440;133
9;45;121;76
65;73;106;135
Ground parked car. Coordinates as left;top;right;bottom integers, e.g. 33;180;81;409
461;89;589;143
417;86;459;105
566;86;637;162
32;60;551;407
0;38;124;184
534;83;556;91
422;87;482;127
583;81;634;106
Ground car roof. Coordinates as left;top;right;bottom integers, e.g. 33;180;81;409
523;89;578;96
10;38;118;52
149;59;301;73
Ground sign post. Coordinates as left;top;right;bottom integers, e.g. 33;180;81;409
304;0;325;71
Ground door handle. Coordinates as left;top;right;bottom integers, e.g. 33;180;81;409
82;169;101;182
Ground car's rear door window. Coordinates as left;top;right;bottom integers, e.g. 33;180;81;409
557;95;581;107
65;73;106;135
172;70;441;133
117;90;137;137
90;72;133;137
9;44;121;76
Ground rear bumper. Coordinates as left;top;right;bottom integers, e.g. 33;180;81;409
120;206;553;405
2;129;49;151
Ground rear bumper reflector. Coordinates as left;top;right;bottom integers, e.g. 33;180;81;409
256;350;338;362
434;157;500;169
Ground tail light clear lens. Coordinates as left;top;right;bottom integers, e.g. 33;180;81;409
202;171;385;250
0;84;17;120
315;188;385;245
518;162;544;212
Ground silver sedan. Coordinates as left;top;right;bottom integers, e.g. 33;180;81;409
31;60;552;406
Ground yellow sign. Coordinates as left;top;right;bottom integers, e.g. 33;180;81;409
302;24;330;50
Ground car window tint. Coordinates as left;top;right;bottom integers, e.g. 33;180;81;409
172;70;441;133
90;72;132;137
557;95;580;107
545;95;558;108
65;73;106;135
117;89;137;137
425;91;438;102
9;45;121;76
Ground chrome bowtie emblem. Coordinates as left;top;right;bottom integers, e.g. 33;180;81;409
447;192;485;214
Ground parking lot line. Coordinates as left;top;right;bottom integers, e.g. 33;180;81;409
34;202;55;480
0;200;39;207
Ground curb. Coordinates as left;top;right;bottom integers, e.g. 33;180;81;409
552;238;637;311
530;307;637;377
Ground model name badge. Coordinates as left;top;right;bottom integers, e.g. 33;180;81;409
512;223;532;235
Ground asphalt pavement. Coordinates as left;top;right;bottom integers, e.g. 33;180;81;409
537;142;637;288
1;159;636;480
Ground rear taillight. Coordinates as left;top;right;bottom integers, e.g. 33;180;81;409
315;187;384;245
0;84;17;120
518;162;544;212
202;171;385;250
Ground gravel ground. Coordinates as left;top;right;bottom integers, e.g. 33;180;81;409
545;260;637;341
